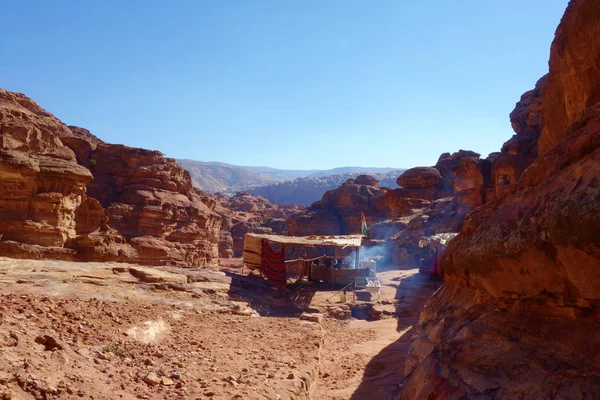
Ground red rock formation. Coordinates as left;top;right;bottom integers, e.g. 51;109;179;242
0;90;93;254
507;74;547;158
288;176;388;236
401;1;600;397
0;89;221;267
396;167;442;189
540;0;600;155
81;143;221;266
288;157;489;268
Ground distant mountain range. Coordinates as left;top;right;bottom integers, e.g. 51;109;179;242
247;170;404;206
177;160;278;193
177;159;402;197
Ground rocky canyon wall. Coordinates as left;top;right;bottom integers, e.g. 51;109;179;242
287;131;537;268
400;1;600;398
0;89;220;267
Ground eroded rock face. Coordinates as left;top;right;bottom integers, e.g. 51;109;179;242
402;109;600;398
288;154;493;268
0;89;93;250
80;143;221;267
540;0;600;155
288;176;388;236
401;1;600;397
0;89;221;267
507;74;547;158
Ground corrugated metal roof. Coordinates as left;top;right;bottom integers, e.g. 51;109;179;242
244;233;363;248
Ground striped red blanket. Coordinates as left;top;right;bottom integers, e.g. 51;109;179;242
261;240;286;287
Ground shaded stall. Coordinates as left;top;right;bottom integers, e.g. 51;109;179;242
242;233;377;294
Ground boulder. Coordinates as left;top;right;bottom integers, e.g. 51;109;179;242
397;167;442;189
288;178;387;236
354;174;379;186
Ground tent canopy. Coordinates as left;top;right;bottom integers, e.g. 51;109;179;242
243;233;363;271
244;233;363;248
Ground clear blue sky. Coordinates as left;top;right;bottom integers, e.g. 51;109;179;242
1;0;567;170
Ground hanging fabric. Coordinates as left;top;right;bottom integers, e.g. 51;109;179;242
261;240;286;286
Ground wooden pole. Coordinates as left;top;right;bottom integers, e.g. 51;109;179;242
353;247;359;302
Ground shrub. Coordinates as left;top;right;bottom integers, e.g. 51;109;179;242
104;342;128;357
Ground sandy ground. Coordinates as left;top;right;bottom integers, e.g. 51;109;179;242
313;271;438;400
0;258;437;400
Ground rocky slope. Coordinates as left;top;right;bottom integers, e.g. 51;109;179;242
400;1;600;398
176;159;283;193
0;89;221;267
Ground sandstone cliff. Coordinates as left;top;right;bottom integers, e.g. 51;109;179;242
0;89;220;267
400;1;600;398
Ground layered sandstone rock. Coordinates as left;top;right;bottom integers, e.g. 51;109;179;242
0;90;221;267
402;102;600;400
76;142;221;267
401;1;600;397
0;90;93;254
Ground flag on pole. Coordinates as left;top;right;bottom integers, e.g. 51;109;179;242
361;212;368;235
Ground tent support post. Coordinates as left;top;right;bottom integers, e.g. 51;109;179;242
353;247;360;302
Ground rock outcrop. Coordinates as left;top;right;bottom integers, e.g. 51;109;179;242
288;175;389;236
0;89;221;267
288;150;499;267
540;0;600;155
0;90;92;255
401;1;600;397
396;167;442;189
507;74;547;158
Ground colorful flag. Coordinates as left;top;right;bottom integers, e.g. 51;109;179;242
361;212;368;235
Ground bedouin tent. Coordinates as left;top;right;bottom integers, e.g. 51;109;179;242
243;233;363;286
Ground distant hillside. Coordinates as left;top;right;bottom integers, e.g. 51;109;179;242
242;166;398;180
177;160;280;192
242;166;318;181
177;159;403;196
247;170;405;206
307;167;398;178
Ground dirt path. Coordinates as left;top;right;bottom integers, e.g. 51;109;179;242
313;270;439;400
